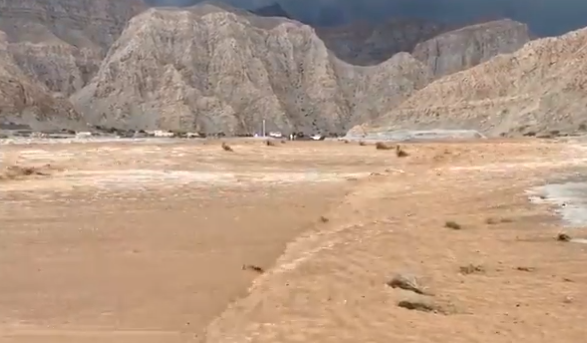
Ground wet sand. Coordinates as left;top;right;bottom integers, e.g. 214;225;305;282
0;140;362;342
1;138;587;342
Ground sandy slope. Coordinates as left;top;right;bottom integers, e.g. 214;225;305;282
205;139;587;343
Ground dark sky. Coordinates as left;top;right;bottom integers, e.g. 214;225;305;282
145;0;587;36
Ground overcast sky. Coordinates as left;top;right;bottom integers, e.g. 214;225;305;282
145;0;587;36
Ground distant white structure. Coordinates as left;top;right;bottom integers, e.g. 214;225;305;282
148;130;174;137
75;131;92;138
311;134;323;140
269;131;283;138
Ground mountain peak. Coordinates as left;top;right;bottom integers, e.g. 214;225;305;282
251;3;291;19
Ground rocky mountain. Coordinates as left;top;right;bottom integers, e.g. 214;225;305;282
0;31;80;130
413;19;530;77
317;19;451;65
0;0;147;96
70;5;432;135
0;0;544;134
351;26;587;137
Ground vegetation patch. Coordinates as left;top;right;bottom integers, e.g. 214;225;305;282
445;221;462;230
221;142;233;151
375;142;394;150
459;264;485;275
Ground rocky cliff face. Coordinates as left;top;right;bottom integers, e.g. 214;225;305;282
0;31;81;129
413;19;531;77
318;19;450;66
8;44;101;97
353;26;587;137
0;0;147;96
71;5;431;135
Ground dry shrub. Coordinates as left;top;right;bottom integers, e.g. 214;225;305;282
396;145;408;157
397;295;453;314
445;221;462;230
459;264;485;275
397;299;438;313
0;164;51;181
485;217;498;225
485;217;514;225
557;233;571;242
265;140;278;147
375;142;394;150
242;264;264;273
319;216;329;223
221;142;233;151
359;141;367;146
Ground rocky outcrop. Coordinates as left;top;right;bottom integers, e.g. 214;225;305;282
8;43;101;97
71;5;431;135
0;31;81;130
413;19;531;77
318;19;451;66
0;0;147;95
352;26;587;137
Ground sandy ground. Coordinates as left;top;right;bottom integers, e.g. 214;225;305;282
1;138;587;342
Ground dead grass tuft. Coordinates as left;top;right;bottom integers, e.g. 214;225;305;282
265;140;278;147
221;142;233;152
319;216;329;223
0;164;52;181
445;221;462;230
397;299;441;313
486;217;514;225
375;142;394;150
242;264;264;274
359;141;368;146
459;264;485;275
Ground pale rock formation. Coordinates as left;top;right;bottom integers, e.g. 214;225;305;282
72;5;431;134
413;19;531;77
318;19;451;66
0;0;147;95
0;31;81;129
352;26;587;137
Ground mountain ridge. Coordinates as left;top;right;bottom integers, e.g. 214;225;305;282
70;5;433;134
352;26;587;137
0;0;548;134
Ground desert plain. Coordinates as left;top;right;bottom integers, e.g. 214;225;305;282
0;137;586;343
